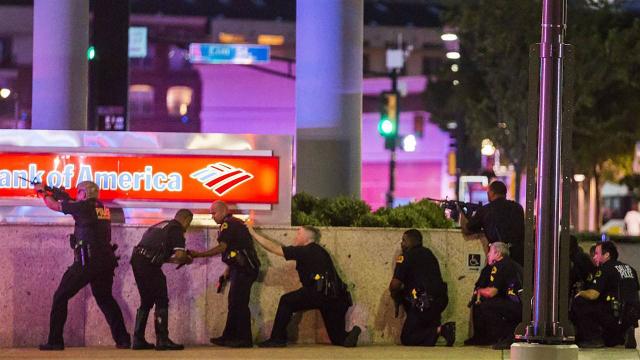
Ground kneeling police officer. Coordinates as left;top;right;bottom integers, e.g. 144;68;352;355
130;209;194;350
571;241;640;348
465;242;522;350
389;229;455;346
248;224;361;348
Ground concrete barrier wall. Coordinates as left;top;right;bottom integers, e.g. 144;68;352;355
0;224;489;347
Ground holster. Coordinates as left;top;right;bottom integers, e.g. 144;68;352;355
223;249;258;272
407;288;432;313
313;272;346;299
70;234;91;268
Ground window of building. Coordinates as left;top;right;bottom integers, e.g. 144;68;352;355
0;38;11;66
129;84;154;115
166;86;193;116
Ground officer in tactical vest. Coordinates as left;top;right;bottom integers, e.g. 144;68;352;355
190;200;261;348
35;181;130;351
130;209;194;350
247;224;361;348
571;241;640;348
389;229;455;346
464;242;523;350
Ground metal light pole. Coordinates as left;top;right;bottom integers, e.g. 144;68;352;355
512;0;578;357
385;68;398;208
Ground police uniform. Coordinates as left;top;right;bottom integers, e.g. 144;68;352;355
131;219;186;349
45;198;130;348
467;198;525;266
469;257;523;345
571;259;640;346
217;214;261;347
392;246;448;346
570;248;596;297
266;242;355;346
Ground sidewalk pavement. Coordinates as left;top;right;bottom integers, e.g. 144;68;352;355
1;345;639;360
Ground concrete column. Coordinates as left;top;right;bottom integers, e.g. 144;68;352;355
32;0;89;130
296;0;363;198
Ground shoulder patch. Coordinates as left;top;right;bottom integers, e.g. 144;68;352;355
95;207;111;220
396;255;404;264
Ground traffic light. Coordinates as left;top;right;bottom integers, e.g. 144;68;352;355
378;91;399;150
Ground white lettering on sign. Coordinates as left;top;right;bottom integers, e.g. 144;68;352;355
0;163;183;192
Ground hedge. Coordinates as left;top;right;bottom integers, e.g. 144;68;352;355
291;192;454;229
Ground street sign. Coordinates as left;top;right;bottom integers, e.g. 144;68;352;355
188;43;271;65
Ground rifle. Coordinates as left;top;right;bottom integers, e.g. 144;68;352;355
20;176;72;201
426;198;482;221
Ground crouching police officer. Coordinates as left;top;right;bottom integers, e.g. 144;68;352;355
247;224;361;348
190;200;261;348
464;242;522;350
35;181;130;351
130;209;194;350
389;229;455;346
571;241;640;348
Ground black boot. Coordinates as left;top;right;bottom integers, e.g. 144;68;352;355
132;309;154;350
154;308;184;351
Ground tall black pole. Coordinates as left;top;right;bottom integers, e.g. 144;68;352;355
89;0;130;131
530;0;567;341
385;69;398;208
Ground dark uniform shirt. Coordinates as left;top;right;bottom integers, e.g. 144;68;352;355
282;242;344;289
217;214;260;272
61;198;113;258
570;249;596;292
393;246;446;298
137;219;186;263
486;257;523;303
467;198;525;265
592;259;640;304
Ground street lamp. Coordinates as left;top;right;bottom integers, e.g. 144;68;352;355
446;51;460;60
0;88;10;99
481;138;496;156
441;33;458;41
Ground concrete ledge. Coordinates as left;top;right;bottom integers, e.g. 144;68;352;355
0;224;487;347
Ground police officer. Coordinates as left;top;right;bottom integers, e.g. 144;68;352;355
35;181;130;351
461;181;525;266
571;241;640;348
389;229;455;346
130;209;194;350
190;200;260;348
464;242;523;350
569;235;596;298
247;224;361;348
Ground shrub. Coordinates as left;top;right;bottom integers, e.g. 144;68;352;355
318;196;371;226
292;192;453;229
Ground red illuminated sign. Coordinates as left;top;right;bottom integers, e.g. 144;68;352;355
0;152;279;204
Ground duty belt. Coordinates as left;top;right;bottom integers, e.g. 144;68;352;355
133;246;153;259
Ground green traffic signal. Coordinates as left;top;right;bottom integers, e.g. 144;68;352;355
378;117;395;135
87;46;96;60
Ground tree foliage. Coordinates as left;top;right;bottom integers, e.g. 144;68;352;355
426;0;640;184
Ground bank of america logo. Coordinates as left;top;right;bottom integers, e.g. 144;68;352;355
190;162;254;196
